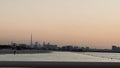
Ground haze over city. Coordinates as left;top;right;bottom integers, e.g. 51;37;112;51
0;0;120;48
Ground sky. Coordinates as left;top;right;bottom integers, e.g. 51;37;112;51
0;0;120;48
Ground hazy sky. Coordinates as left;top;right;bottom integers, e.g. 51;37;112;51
0;0;120;48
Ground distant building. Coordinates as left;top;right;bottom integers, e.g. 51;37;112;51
61;45;74;51
42;42;58;50
43;42;46;46
38;43;42;49
35;42;38;46
30;34;34;48
112;45;120;52
0;45;13;49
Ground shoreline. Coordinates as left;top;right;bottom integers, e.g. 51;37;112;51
0;49;120;55
0;50;52;54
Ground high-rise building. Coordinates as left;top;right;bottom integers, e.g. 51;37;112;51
31;33;33;46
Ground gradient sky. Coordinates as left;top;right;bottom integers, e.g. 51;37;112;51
0;0;120;48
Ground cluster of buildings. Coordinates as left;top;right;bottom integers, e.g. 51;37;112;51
0;42;120;53
112;45;120;52
0;34;120;53
10;41;91;52
0;42;89;52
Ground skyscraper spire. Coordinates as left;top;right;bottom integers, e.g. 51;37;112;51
31;33;33;46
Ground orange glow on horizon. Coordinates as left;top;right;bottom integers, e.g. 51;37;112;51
0;0;120;48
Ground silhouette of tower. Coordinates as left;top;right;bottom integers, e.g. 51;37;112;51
30;33;33;46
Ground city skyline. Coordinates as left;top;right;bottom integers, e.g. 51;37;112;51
0;33;118;49
0;0;120;48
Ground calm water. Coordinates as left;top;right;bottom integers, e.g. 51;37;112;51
0;51;120;62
